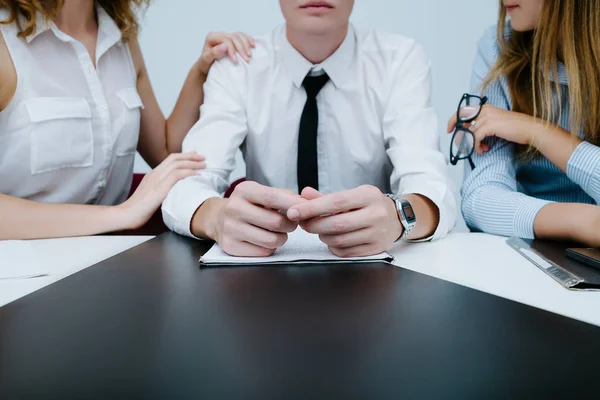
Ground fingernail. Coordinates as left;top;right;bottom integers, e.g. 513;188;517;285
288;209;300;220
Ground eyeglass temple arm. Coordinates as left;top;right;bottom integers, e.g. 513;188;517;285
468;156;476;170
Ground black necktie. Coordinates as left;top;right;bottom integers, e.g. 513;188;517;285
297;73;330;193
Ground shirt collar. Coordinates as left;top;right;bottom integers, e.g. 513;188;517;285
280;24;356;89
95;6;123;60
24;11;51;43
25;5;122;52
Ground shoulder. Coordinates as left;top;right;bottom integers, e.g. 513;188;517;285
471;24;513;107
0;28;17;111
355;27;430;73
126;36;144;78
475;23;512;66
207;28;277;84
357;28;424;58
0;8;19;39
0;8;11;22
251;28;278;61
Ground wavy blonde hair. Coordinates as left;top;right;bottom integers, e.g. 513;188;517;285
0;0;150;42
484;0;600;146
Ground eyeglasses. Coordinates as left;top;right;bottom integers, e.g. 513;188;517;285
449;93;488;170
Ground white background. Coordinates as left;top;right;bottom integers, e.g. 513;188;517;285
137;0;499;230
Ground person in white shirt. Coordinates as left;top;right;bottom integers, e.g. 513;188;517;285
0;0;254;240
163;0;457;257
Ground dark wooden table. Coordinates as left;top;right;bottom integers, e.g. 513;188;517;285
1;233;599;399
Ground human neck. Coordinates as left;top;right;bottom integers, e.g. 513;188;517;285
54;0;97;36
286;24;349;64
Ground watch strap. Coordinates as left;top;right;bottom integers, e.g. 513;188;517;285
386;194;416;241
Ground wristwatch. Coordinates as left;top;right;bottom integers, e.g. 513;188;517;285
385;194;417;241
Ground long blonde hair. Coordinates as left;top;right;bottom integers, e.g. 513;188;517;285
484;0;600;145
0;0;150;42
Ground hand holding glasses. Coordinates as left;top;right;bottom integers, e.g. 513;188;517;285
449;93;488;170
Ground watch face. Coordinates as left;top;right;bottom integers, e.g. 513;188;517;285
402;203;416;223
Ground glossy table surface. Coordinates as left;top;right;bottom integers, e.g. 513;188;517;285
1;233;599;399
3;232;600;327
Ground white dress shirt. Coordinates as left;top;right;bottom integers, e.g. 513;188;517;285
163;25;456;240
0;6;143;205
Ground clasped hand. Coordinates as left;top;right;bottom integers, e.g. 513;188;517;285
215;182;403;258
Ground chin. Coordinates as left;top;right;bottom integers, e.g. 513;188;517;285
297;17;340;35
509;19;536;32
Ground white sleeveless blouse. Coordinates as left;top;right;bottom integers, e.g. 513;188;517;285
0;6;143;205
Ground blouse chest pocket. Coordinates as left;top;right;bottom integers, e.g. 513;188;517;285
114;88;143;156
25;97;94;175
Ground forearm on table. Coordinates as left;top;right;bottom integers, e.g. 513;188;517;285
534;202;599;243
0;194;131;240
166;65;207;154
403;194;439;240
462;185;552;239
190;197;225;240
161;172;232;239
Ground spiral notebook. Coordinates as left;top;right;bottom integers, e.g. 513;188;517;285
200;228;394;267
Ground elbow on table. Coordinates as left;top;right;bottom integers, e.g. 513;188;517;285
460;191;483;234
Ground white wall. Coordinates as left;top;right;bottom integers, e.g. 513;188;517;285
137;0;499;230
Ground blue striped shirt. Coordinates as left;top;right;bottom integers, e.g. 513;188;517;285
462;25;600;239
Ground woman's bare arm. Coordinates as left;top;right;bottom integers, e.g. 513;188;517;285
534;202;600;248
0;30;17;112
0;150;204;240
130;33;254;168
0;195;133;240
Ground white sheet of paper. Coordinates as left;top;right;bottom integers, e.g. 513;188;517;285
0;241;49;280
200;228;393;265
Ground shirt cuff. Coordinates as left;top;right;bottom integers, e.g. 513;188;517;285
161;180;221;239
567;141;600;197
400;181;456;242
512;197;554;239
404;235;434;244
